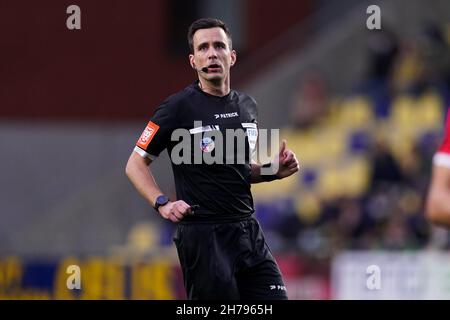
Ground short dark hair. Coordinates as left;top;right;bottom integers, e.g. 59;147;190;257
187;18;232;53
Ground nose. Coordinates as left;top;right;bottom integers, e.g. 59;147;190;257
207;47;218;60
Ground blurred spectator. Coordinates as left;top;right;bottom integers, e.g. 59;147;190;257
380;211;410;249
334;198;364;247
366;28;399;83
290;71;328;128
399;142;426;188
369;139;404;191
359;27;399;113
258;23;448;259
390;39;426;95
419;23;450;89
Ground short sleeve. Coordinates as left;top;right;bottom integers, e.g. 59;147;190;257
134;101;178;159
433;107;450;168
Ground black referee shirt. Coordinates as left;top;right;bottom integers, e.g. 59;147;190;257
134;82;259;221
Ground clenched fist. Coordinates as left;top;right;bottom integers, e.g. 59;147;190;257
158;200;193;222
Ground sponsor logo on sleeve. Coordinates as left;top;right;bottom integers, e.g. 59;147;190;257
136;121;160;149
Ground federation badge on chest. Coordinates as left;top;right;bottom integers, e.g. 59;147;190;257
200;137;215;152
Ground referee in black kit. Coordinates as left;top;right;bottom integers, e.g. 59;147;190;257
126;18;299;300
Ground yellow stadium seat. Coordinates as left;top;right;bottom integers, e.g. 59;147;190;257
282;128;322;166
317;166;342;200
416;91;444;132
389;92;444;149
318;128;346;161
251;172;298;201
316;157;371;200
387;129;415;163
294;191;321;224
390;95;416;133
340;157;371;198
338;96;375;130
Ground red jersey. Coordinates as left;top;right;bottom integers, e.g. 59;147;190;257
434;109;450;168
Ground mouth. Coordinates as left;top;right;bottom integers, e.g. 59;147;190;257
206;64;222;72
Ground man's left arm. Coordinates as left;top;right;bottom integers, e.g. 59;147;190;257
426;109;450;227
251;140;300;183
426;164;450;227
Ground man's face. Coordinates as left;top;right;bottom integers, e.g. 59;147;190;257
189;27;236;82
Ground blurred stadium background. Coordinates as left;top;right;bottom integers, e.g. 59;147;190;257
0;0;449;299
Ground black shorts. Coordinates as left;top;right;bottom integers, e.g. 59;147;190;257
173;216;288;300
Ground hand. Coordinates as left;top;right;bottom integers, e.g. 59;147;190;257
158;200;193;222
275;139;300;179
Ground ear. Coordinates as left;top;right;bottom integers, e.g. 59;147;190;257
230;50;237;67
189;54;195;69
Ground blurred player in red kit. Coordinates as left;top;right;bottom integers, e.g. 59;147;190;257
426;107;450;227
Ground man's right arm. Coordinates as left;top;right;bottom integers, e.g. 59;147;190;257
125;151;192;222
125;151;162;208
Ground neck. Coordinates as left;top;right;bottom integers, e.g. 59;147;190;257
198;76;230;97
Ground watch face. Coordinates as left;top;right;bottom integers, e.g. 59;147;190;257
156;195;169;206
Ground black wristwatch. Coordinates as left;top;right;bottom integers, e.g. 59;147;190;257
261;162;280;182
154;195;169;212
